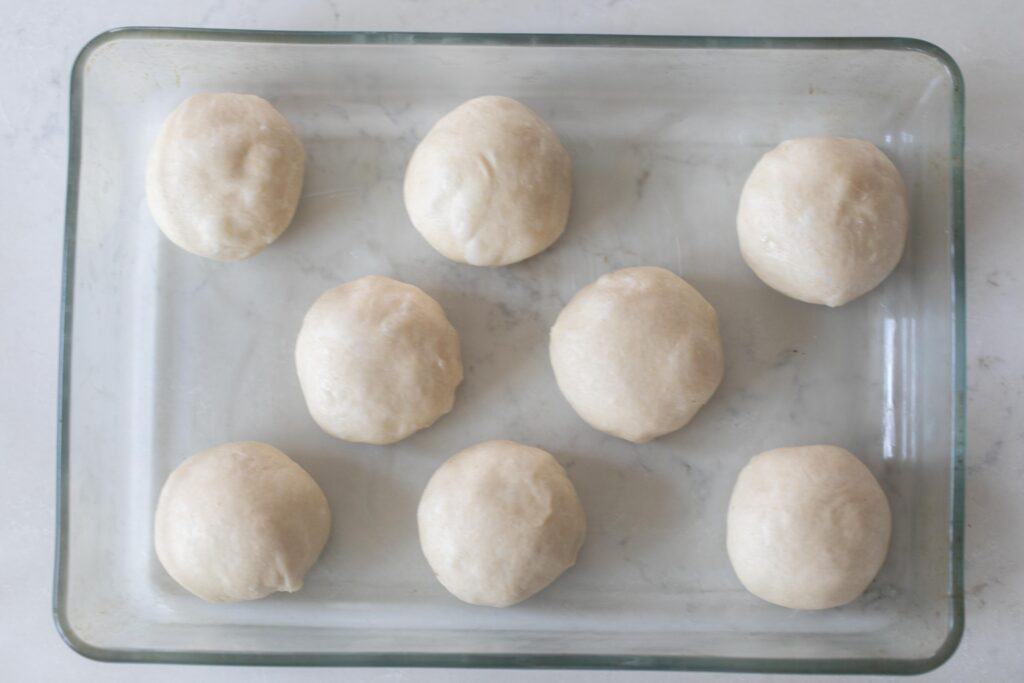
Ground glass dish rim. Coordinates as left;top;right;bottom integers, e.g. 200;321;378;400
53;26;966;674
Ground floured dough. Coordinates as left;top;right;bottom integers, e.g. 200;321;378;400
549;266;724;443
417;440;586;607
146;93;305;260
726;444;892;610
154;441;331;603
403;95;572;266
295;275;463;445
737;137;908;307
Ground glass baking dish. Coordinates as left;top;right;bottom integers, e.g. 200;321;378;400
54;28;965;673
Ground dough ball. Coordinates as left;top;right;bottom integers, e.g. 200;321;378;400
737;137;908;307
549;266;724;444
146;93;305;261
417;440;586;607
295;275;463;445
726;445;892;610
404;95;572;266
154;441;330;603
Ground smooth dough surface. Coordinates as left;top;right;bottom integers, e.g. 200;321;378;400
295;275;463;445
154;441;331;603
726;445;892;610
737;137;908;307
146;93;305;260
549;266;724;444
417;440;586;607
403;95;572;266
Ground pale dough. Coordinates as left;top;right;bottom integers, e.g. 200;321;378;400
295;275;463;445
726;444;892;610
146;93;305;261
403;95;572;266
154;441;331;603
417;440;586;607
737;137;908;307
549;266;724;444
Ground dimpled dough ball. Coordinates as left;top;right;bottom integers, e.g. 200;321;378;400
549;266;725;444
404;96;572;266
295;276;463;445
737;137;909;307
726;445;892;610
146;93;305;260
417;440;586;607
154;441;331;603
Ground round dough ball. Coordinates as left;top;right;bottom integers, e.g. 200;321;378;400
403;95;572;266
737;137;908;307
417;440;586;607
726;445;892;610
549;266;724;444
146;93;305;261
154;441;331;603
295;275;463;445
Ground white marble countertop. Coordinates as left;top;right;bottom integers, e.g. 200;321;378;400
1;1;1020;680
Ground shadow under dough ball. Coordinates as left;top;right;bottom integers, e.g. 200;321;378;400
146;92;305;261
417;440;586;607
154;441;331;603
737;137;909;307
403;95;572;266
726;444;892;610
549;266;725;444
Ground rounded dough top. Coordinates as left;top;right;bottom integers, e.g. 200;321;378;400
403;95;572;266
154;441;331;603
726;444;892;610
146;93;305;261
295;275;463;445
417;440;586;607
549;266;724;444
737;137;908;307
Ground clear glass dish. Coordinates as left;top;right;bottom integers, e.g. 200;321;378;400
54;29;965;673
